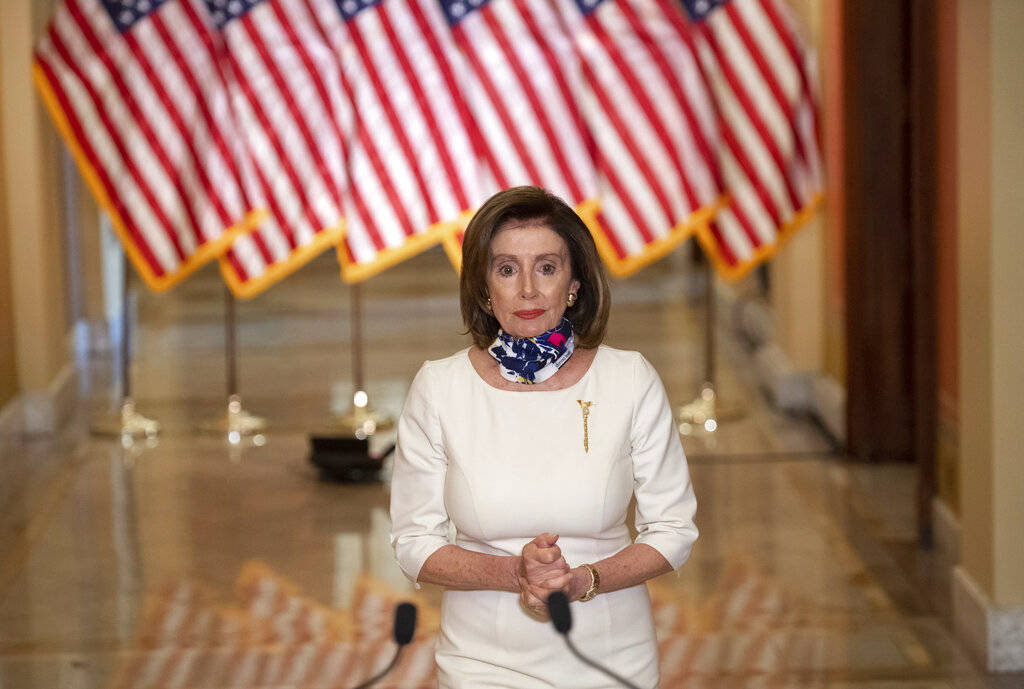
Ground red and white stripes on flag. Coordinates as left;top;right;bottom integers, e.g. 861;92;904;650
687;0;824;279
37;0;823;294
207;0;349;297
440;0;821;280
438;0;599;211
33;0;258;291
558;0;728;277
304;0;483;283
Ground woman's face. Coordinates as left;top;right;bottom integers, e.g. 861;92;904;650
486;222;580;339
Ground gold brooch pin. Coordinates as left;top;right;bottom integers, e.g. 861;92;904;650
577;400;593;452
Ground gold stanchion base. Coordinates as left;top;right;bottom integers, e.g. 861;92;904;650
91;399;161;439
675;384;746;437
198;395;267;444
328;399;395;439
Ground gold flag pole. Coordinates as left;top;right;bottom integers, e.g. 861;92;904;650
675;259;744;443
331;281;394;438
199;285;266;443
92;254;160;440
308;281;395;482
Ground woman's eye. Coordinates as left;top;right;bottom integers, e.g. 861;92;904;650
498;264;515;276
539;263;557;275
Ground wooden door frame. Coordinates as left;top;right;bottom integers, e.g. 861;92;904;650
841;0;938;544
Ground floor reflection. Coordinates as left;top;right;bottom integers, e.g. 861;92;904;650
110;564;437;689
98;552;949;689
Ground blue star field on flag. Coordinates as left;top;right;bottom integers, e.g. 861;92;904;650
203;0;266;29
678;0;729;22
437;0;494;27
572;0;608;17
335;0;385;21
99;0;172;32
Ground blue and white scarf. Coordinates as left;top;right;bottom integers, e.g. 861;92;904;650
488;318;575;385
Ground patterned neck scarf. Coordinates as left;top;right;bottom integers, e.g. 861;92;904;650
488;317;575;385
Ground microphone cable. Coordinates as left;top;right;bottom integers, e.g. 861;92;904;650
350;602;417;689
547;591;644;689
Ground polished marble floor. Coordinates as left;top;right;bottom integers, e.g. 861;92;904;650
1;247;1019;689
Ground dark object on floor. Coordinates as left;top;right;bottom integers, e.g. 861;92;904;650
308;435;395;483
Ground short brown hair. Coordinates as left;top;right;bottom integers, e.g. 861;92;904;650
460;186;610;349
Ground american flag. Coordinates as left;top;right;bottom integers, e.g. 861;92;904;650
38;0;821;293
560;0;727;277
33;0;259;291
684;0;823;278
214;0;485;293
206;0;349;297
306;0;483;283
441;0;820;280
440;0;599;206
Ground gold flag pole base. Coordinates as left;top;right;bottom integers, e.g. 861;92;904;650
198;394;267;444
91;398;161;439
327;390;395;439
675;383;746;438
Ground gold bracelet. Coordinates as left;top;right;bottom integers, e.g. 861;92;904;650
579;563;600;602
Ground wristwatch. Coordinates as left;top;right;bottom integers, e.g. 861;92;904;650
579;563;600;602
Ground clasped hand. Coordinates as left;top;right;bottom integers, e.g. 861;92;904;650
518;533;580;621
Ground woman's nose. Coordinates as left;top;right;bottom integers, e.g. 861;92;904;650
520;273;538;298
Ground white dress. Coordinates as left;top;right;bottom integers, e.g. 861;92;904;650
389;345;698;689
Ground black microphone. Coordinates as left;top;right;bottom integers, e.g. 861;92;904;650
546;592;644;689
548;589;573;634
350;602;418;689
394;601;417;645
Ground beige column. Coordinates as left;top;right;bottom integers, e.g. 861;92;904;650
0;93;18;413
770;218;826;373
952;0;1024;672
0;0;74;433
768;0;827;375
761;0;827;430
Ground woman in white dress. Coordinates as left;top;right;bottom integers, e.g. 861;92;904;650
390;187;698;688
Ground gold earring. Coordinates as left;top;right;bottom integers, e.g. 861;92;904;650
485;297;492;313
567;293;577;307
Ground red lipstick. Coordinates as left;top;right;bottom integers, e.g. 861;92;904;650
514;309;545;320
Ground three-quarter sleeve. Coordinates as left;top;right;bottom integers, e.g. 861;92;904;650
389;362;450;583
630;354;699;570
